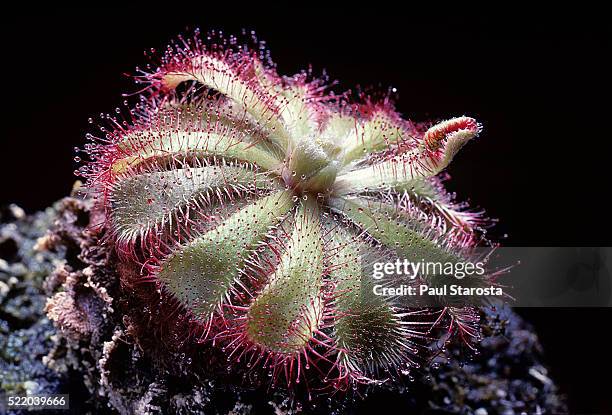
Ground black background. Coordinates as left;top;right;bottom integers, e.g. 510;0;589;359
2;9;611;413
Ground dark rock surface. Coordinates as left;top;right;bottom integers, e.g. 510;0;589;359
0;199;567;414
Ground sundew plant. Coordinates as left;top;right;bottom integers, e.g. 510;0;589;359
78;29;494;392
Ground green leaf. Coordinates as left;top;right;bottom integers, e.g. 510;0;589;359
277;84;319;139
336;117;479;194
328;196;461;268
327;226;412;375
161;55;291;150
109;165;273;244
112;128;283;174
341;112;407;165
157;190;294;319
245;199;324;353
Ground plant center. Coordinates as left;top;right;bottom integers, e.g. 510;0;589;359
282;136;342;195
